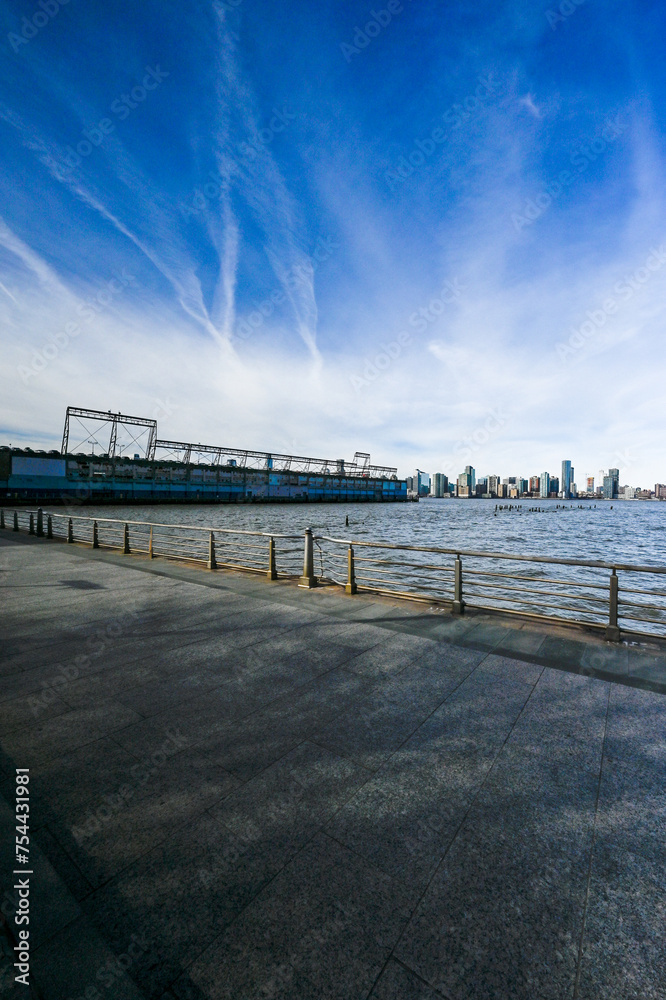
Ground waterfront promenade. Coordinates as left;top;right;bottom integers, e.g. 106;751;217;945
1;531;665;999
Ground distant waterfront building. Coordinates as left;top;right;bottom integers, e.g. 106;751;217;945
414;470;430;496
539;472;550;498
656;483;666;499
497;483;508;498
488;474;500;496
561;460;573;499
431;473;449;497
529;475;540;494
586;476;594;494
602;468;619;499
517;478;528;495
550;477;560;496
457;465;476;495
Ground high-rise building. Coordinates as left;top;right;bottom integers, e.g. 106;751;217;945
561;460;573;499
517;478;528;495
540;472;550;498
655;484;666;499
586;476;594;494
457;465;475;494
431;473;449;497
529;476;540;493
414;470;430;496
602;468;619;499
488;474;500;496
497;483;508;498
550;477;559;495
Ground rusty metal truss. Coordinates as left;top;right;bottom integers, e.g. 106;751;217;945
60;407;397;478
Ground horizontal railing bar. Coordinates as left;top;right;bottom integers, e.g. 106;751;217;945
464;568;609;590
466;602;607;631
356;584;455;604
31;511;301;538
618;611;666;624
618;598;666;612
463;591;605;617
353;556;455;572
462;582;610;604
315;534;666;574
619;586;666;598
356;575;454;596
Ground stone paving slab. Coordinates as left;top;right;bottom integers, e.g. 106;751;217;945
1;532;666;999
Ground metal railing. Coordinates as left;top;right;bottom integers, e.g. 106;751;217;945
311;533;666;642
1;508;303;579
3;507;666;641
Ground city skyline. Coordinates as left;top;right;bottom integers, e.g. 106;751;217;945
408;460;661;499
1;3;666;481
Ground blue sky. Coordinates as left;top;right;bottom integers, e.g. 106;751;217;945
1;0;665;484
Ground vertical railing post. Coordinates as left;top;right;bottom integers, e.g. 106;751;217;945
123;523;130;554
606;568;620;642
29;513;35;535
13;511;19;532
267;536;277;580
207;531;217;570
36;508;44;537
47;515;53;539
345;543;357;595
0;509;4;529
149;525;154;559
299;528;317;588
67;518;73;543
92;521;99;549
452;555;465;614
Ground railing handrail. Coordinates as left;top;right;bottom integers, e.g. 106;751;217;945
5;506;666;640
314;534;666;575
18;509;301;539
9;508;666;574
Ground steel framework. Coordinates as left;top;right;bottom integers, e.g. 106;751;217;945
61;408;158;459
60;407;397;478
153;439;396;478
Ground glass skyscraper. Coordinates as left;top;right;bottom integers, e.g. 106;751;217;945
561;459;573;498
